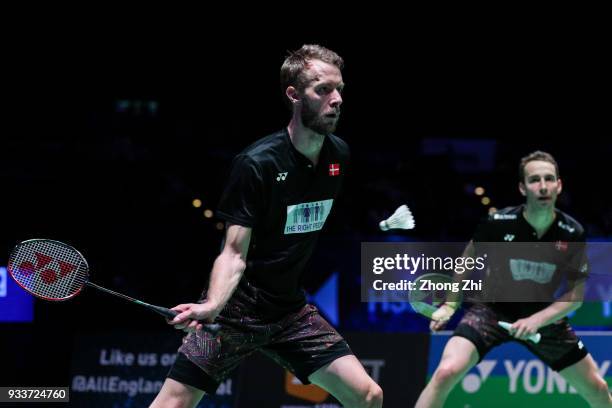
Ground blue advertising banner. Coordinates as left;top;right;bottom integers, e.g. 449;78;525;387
427;331;612;407
0;266;34;322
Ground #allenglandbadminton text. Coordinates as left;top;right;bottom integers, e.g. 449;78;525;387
372;254;486;275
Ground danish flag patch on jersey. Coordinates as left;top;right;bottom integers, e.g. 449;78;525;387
555;241;568;252
328;163;340;176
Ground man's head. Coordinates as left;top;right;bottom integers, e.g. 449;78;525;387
518;151;562;209
281;44;344;135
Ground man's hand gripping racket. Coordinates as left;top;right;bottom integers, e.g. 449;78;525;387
8;239;221;335
498;321;541;344
408;273;462;331
408;274;541;343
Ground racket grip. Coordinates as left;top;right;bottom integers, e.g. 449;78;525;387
498;321;541;344
149;305;221;335
149;304;179;319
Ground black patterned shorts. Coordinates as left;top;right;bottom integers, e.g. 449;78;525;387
168;302;352;394
454;303;588;371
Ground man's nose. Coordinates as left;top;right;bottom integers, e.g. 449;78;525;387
330;89;343;108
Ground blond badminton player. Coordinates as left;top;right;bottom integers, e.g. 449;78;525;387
150;44;383;408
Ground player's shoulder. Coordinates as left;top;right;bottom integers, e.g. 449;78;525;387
555;209;585;238
240;130;288;161
327;133;350;157
227;131;286;177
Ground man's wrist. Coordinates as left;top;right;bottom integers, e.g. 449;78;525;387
198;298;224;316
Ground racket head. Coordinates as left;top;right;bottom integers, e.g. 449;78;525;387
7;239;90;301
408;273;463;319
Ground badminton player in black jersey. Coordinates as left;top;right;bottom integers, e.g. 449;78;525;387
150;45;383;408
416;151;611;408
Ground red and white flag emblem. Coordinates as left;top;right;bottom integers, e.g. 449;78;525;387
555;241;568;251
329;163;340;176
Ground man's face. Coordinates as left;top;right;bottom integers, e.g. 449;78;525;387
298;59;344;135
519;160;562;208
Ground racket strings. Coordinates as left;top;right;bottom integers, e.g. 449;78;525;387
9;240;88;300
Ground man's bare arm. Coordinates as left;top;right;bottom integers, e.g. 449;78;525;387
169;223;251;331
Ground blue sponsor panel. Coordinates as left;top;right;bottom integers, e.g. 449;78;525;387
0;266;34;322
427;331;612;407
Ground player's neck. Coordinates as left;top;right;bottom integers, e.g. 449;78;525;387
523;205;556;238
287;120;325;166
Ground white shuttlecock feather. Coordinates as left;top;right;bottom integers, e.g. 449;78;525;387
379;205;415;231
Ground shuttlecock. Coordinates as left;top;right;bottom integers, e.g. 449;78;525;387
379;205;415;231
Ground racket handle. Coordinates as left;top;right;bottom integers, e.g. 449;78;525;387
85;283;221;335
498;321;541;344
148;304;179;319
148;305;221;335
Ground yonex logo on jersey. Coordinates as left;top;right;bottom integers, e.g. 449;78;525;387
504;234;515;242
276;172;288;181
285;199;334;234
557;221;576;234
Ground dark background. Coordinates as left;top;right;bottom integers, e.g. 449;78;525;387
1;22;609;394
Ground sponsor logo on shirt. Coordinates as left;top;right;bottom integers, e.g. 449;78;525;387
509;259;556;284
284;199;333;234
493;213;517;220
557;220;576;234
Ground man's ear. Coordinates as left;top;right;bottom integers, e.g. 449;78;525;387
286;86;300;105
519;182;526;196
556;178;563;195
